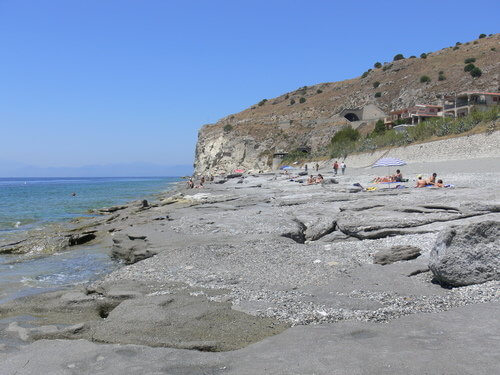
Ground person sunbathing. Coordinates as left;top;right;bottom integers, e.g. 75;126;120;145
373;169;403;183
315;174;324;184
434;179;444;188
426;173;437;185
307;175;315;185
392;169;403;182
373;176;393;183
415;176;427;188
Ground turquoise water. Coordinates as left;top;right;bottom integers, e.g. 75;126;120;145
0;176;179;306
0;177;179;232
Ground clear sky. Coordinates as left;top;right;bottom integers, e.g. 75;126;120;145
1;0;498;170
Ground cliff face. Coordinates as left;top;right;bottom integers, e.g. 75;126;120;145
194;35;500;175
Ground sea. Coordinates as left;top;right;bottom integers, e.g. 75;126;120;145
0;176;180;305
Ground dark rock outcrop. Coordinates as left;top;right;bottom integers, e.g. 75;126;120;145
67;231;97;246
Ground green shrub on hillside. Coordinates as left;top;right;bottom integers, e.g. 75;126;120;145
373;119;386;134
299;97;306;103
316;89;323;94
470;67;482;78
453;46;460;50
420;53;427;59
281;150;308;163
420;75;431;83
393;54;404;61
361;71;369;78
223;124;233;132
373;81;380;88
464;57;476;64
464;63;475;72
297;86;308;95
329;126;361;158
479;34;486;39
491;48;496;51
290;99;295;105
284;94;289;99
382;64;393;71
324;107;499;159
374;62;382;68
374;92;382;98
438;72;446;81
258;99;268;106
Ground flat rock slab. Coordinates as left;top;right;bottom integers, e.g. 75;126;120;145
90;294;287;351
1;302;498;374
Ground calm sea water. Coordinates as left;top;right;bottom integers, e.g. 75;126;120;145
0;176;179;232
0;176;179;305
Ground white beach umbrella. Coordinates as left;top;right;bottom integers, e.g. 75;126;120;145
372;157;407;168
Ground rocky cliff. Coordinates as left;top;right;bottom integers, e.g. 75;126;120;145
194;34;500;175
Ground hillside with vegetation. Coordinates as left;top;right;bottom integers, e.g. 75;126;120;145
194;34;499;174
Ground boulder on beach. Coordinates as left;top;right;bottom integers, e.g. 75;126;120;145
429;221;500;287
373;245;421;265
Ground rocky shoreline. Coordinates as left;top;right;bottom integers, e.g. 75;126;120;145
1;156;499;374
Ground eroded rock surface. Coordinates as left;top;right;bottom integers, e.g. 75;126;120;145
429;221;500;286
110;234;156;264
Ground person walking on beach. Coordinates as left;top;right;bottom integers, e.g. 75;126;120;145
333;161;339;175
340;162;346;175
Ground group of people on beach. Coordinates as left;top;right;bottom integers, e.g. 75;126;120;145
372;169;446;188
333;161;346;175
372;169;404;183
415;172;445;188
306;174;324;185
187;175;213;189
304;163;320;173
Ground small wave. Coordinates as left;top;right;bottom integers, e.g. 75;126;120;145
36;273;69;284
14;221;21;228
20;277;36;286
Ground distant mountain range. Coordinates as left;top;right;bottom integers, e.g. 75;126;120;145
0;161;193;177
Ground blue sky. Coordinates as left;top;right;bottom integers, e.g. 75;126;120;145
1;0;498;172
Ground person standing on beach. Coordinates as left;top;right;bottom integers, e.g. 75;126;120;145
305;164;308;173
333;161;339;175
315;163;319;172
340;162;346;175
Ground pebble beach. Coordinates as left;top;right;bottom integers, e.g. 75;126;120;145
0;133;499;374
